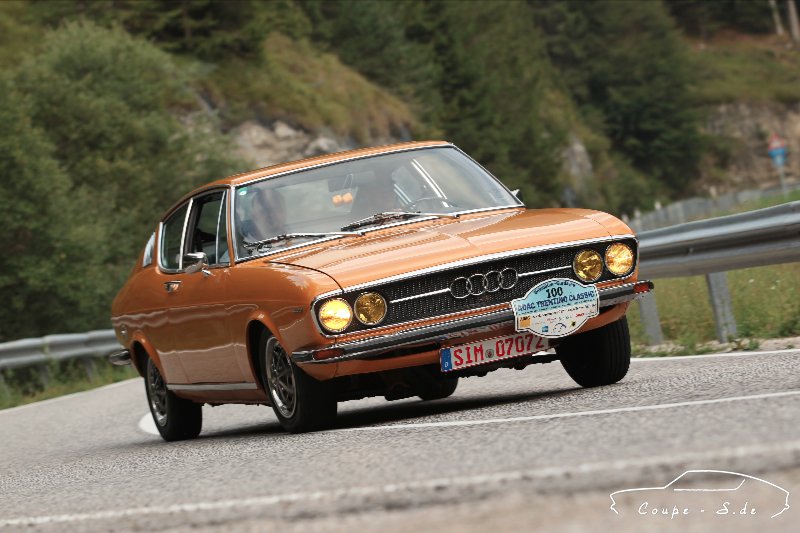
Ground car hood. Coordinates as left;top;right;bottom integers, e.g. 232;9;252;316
263;208;632;289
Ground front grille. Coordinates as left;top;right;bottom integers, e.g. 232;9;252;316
316;238;637;334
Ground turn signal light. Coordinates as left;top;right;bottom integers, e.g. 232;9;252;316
313;348;344;361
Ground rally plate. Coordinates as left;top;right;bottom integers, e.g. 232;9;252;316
440;332;549;372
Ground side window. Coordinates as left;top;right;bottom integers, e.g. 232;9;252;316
160;203;189;271
185;191;229;266
142;232;155;267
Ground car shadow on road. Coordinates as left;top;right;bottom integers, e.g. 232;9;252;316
195;385;584;441
331;385;583;430
172;387;586;441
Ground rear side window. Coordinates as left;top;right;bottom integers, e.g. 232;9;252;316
160;203;189;271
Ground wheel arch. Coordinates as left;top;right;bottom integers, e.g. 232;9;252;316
130;336;161;378
245;319;274;392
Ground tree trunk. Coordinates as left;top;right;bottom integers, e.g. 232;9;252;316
788;0;800;43
770;0;785;36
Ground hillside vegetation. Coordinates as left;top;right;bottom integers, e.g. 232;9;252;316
0;0;798;340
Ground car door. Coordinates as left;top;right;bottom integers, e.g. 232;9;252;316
163;189;245;384
148;201;193;382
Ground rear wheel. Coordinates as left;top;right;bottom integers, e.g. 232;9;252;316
145;357;202;441
557;316;631;387
260;333;337;433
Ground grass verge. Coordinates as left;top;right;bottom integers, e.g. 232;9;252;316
628;262;800;355
726;188;800;214
0;359;138;410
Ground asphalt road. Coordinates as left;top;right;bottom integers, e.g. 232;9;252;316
1;350;799;532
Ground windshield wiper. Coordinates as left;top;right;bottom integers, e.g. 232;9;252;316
243;232;362;253
340;211;460;232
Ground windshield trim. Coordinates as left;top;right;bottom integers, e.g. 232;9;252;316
230;144;524;263
234;205;524;264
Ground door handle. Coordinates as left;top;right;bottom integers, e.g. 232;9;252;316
164;280;182;293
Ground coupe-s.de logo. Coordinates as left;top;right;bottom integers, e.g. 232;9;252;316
450;268;518;299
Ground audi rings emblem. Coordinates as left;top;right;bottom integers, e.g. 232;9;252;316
450;268;518;299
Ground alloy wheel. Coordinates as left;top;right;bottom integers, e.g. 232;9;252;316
265;338;297;419
147;361;168;426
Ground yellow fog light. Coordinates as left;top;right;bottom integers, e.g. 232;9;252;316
354;292;387;326
573;249;603;282
318;298;352;333
605;243;634;276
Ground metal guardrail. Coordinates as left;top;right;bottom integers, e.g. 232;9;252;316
638;201;800;278
1;201;798;372
0;330;122;371
637;201;800;345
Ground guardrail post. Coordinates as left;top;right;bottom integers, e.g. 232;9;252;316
706;272;738;343
81;357;97;381
0;372;9;402
636;293;664;346
37;363;50;389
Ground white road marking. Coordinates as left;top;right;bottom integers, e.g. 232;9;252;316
133;387;800;437
2;349;792;418
337;390;800;432
137;413;159;436
2;439;798;528
631;348;798;361
133;389;800;436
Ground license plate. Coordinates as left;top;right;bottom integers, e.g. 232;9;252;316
440;332;549;372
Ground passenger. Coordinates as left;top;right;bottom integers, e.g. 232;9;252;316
236;187;287;255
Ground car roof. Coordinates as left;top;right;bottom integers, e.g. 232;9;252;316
162;140;453;219
216;140;451;187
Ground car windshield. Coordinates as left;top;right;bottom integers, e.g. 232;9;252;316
232;146;521;259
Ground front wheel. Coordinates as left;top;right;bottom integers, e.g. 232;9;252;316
418;376;459;401
260;333;337;433
145;357;202;441
556;316;631;387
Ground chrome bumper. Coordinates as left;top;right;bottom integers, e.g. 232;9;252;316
292;280;653;364
108;349;131;366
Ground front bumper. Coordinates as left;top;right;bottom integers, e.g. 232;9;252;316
292;280;653;365
108;349;131;366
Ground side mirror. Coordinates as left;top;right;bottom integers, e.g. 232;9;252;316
183;252;211;276
511;188;525;205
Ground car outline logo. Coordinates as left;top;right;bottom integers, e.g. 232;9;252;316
609;469;790;518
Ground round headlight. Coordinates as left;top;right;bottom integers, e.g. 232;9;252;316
318;298;352;333
354;292;387;325
605;243;634;276
573;249;603;282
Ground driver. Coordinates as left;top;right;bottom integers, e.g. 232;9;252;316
350;171;399;220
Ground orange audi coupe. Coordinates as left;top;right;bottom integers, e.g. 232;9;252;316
110;141;653;440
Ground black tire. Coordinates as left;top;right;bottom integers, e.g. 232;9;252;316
418;376;459;401
556;316;631;388
259;332;337;433
145;357;202;441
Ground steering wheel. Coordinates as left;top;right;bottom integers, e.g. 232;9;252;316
406;196;457;211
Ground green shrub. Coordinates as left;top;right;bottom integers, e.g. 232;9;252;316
0;21;242;340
